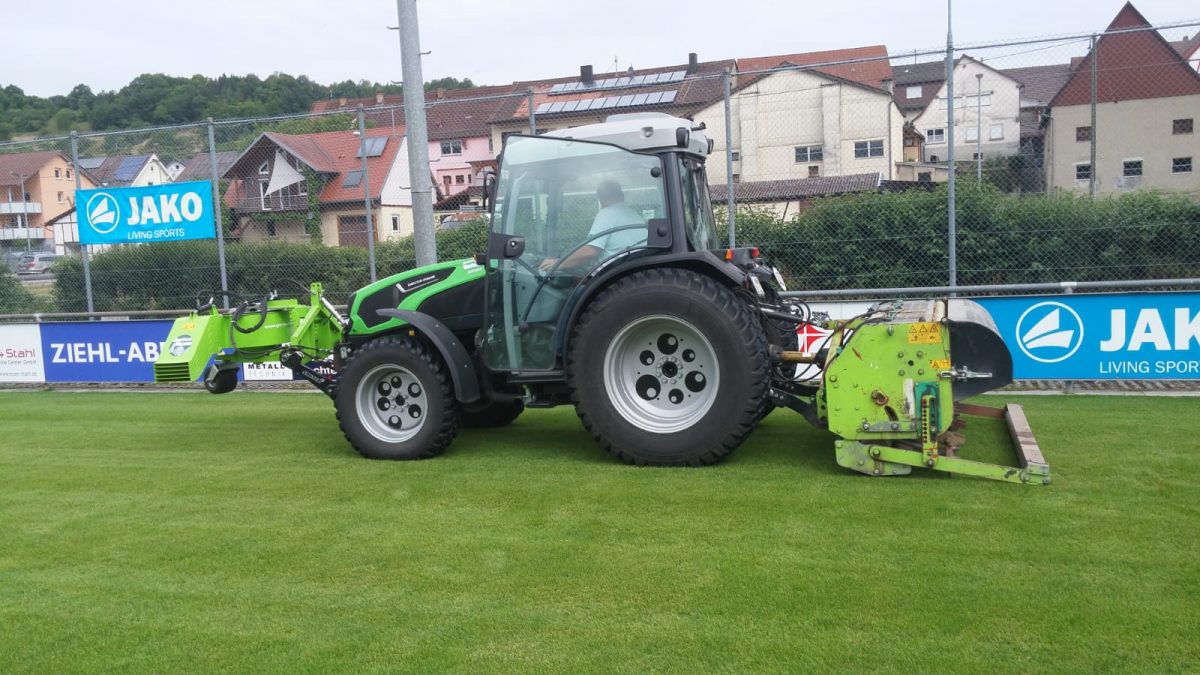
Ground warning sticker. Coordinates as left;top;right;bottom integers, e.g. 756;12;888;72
907;322;942;344
929;358;951;369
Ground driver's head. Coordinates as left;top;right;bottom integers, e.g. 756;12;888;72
596;180;624;208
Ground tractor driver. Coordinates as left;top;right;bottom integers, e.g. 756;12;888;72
539;179;646;273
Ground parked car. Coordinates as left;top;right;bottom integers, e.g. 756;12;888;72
16;252;60;275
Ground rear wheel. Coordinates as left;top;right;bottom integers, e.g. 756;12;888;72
334;336;458;460
567;268;768;466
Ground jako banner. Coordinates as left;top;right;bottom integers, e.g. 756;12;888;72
977;292;1200;380
77;181;215;245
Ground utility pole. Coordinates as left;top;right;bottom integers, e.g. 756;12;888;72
395;0;436;266
975;73;983;183
945;0;957;288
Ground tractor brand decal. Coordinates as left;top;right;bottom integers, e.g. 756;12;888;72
397;268;453;294
0;324;45;382
168;335;193;357
77;182;216;245
907;322;942;344
39;320;174;382
977;293;1200;380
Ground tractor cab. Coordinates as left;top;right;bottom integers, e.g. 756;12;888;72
482;114;722;372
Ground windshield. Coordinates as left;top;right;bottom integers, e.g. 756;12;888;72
485;135;666;371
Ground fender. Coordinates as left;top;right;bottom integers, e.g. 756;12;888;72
375;309;482;403
556;250;748;358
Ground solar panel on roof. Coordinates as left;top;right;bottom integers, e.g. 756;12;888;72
535;102;553;114
78;157;105;170
661;90;678;103
669;71;685;82
601;97;620;109
629;75;645;86
616;95;635;107
644;92;663;104
562;100;579;112
113;156;144;182
630;93;649;106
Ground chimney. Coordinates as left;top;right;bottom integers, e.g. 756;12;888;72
686;53;699;74
881;78;894;94
437;87;446;100
580;64;594;84
375;91;384;104
339;96;347;107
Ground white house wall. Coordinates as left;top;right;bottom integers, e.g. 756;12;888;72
380;138;414;207
696;69;899;183
912;59;1023;162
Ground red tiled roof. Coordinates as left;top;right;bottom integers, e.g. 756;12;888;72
737;45;893;89
311;85;519;141
0;151;67;186
1051;2;1200;107
708;173;881;203
1170;33;1200;58
1001;64;1073;106
223;127;404;207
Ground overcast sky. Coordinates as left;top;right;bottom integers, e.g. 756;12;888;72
5;0;1198;98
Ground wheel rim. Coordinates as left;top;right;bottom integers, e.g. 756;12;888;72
355;364;429;443
603;315;720;433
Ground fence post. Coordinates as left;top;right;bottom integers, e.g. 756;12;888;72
944;0;957;288
206;119;230;309
358;106;378;282
528;88;536;135
1089;33;1098;198
723;68;735;248
69;130;94;314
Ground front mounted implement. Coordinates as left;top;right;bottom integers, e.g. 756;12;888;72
153;283;346;394
815;299;1049;485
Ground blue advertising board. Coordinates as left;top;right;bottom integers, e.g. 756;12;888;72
976;292;1200;380
76;181;215;245
40;320;175;382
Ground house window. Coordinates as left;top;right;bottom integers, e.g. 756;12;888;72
66;169;72;179
258;161;270;175
917;171;932;183
926;128;945;144
1173;157;1193;173
488;136;494;153
392;215;400;231
342;170;364;188
1076;126;1092;142
266;222;277;237
808;165;820;178
854;140;884;158
731;151;740;161
1123;159;1143;177
1173;118;1193;135
455;174;465;185
54;168;62;178
906;85;922;99
56;191;64;203
965;127;979;142
1075;163;1091;181
928;154;939;163
441;139;463;155
989;123;1004;140
794;145;823;162
443;175;452;189
732;173;740;183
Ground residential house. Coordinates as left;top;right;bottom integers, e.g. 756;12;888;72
1172;33;1200;72
910;56;1024;165
694;46;902;184
1000;64;1073;163
311;85;516;199
223;128;431;246
165;159;187;181
488;54;734;152
77;154;171;187
0;150;97;253
892;60;948;122
1045;2;1200;195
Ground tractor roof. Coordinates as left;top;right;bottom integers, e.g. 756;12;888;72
543;113;712;158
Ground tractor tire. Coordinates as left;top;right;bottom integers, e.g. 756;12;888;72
334;335;458;460
461;399;525;428
567;268;769;466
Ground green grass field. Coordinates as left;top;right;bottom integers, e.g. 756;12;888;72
1;391;1197;672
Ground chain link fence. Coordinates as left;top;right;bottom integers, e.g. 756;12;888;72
2;16;1198;318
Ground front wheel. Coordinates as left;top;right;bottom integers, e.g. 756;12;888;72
567;269;768;466
334;336;458;460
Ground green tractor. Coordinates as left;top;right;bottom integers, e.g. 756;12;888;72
154;113;1048;484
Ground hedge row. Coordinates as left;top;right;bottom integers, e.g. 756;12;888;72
43;187;1200;313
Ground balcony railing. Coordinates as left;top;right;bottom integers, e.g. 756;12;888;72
0;227;46;241
228;182;309;213
0;202;42;215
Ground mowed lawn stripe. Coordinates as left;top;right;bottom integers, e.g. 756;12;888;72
1;392;1197;672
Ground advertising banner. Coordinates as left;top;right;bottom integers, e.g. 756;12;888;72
977;293;1200;380
40;320;174;382
0;324;46;382
76;181;215;245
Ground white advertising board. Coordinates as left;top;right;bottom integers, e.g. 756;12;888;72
0;324;46;382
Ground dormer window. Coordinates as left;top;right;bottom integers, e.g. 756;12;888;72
258;161;270;175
